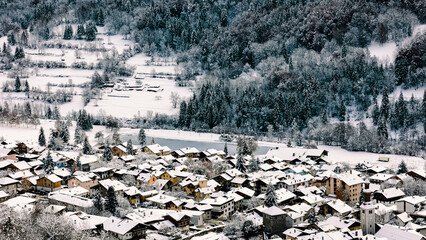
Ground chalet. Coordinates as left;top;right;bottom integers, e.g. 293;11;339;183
119;155;136;163
373;187;405;204
378;156;390;162
0;148;17;161
396;196;426;213
17;154;39;162
14;142;30;154
68;173;98;195
407;170;426;181
230;177;250;188
142;144;171;156
124;187;143;205
98;179;127;196
0;190;9;202
0;177;19;195
164;213;190;228
92;167;114;179
171;147;199;158
39;151;68;168
369;173;394;184
112;145;127;157
103;216;146;240
78;155;98;171
36;174;62;192
165;200;184;210
146;194;177;208
140;190;158;201
320;199;353;216
159;170;190;184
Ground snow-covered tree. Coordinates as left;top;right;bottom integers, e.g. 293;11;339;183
93;190;103;213
307;209;318;224
265;184;277;207
76;156;82;171
82;137;92;154
138;128;146;146
112;130;121;145
397;160;408;174
236;154;247;173
358;187;365;207
105;186;118;215
126;139;133;155
248;157;259;173
43;151;54;174
38;127;46;146
103;145;113;161
74;127;83;145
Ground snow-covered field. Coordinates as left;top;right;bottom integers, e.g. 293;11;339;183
0;25;194;118
368;24;426;63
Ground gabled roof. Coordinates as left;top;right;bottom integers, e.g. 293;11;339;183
99;179;127;191
375;187;405;199
103;216;141;235
375;224;424;240
263;206;285;216
0;177;19;186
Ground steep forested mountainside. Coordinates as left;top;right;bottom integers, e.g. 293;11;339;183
0;0;425;154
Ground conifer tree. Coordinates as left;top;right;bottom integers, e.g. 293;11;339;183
74;127;83;144
76;155;82;170
358;188;365;207
248;157;259;173
103;145;113;161
14;77;21;92
24;80;29;92
307;209;318;224
265;184;277;207
112;130;121;145
46;106;52;119
93;190;103;212
339;100;346;121
38;127;46;146
105;186;118;215
85;22;97;41
397;160;408;174
380;88;390;120
138;128;146;146
126;139;133;155
236;154;247;173
44;151;54;174
83;137;92;154
76;25;85;39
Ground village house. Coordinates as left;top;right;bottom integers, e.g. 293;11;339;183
103;216;146;239
48;192;94;211
200;196;234;219
373;187;405;204
0;177;20;195
163;212;190;228
111;144;128;157
396;196;426;213
36;174;62;192
263;206;293;238
142;144;171;156
68;173;98;195
171;147;199;158
0;148;18;160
